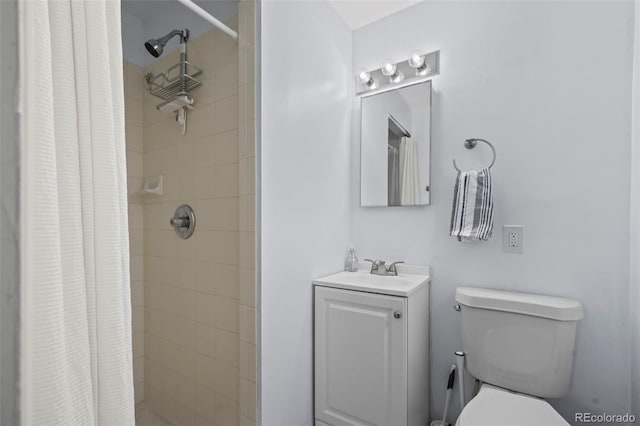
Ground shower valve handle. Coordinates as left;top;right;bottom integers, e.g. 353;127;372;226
170;217;189;228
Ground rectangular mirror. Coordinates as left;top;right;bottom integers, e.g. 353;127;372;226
360;81;431;207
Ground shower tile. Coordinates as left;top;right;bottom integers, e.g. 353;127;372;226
239;379;249;417
178;377;196;410
214;296;239;333
214;392;239;425
126;99;144;127
214;164;239;199
131;280;144;307
215;130;239;165
192;137;216;169
195;415;215;426
176;290;198;321
194;262;216;295
211;231;238;265
214;363;239;402
196;323;216;358
195;384;216;422
247;196;255;232
239;415;256;426
134;331;144;358
143;100;168;127
130;231;144;256
216;61;239;101
178;403;196;426
184;104;216;143
214;198;239;232
239;342;256;382
194;353;217;390
194;77;217;108
133;307;144;333
238;195;248;232
214;329;239;367
215;262;239;299
126;123;143;153
196;293;216;326
239;268;255;307
131;255;144;282
134;357;144;383
176;347;197;380
239;306;256;344
215;32;239;69
214;95;238;134
145;308;163;337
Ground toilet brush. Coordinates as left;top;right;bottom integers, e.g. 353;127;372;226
430;364;456;426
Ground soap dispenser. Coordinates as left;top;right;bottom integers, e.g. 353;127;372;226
344;244;359;272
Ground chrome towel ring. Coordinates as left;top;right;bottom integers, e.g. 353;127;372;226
453;138;496;172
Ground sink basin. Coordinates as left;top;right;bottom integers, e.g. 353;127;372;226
313;264;430;297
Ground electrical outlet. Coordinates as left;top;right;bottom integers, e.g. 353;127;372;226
503;225;524;254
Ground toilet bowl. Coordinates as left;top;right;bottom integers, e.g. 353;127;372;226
455;384;568;426
454;287;583;426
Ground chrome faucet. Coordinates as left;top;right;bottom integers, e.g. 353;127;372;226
364;259;404;276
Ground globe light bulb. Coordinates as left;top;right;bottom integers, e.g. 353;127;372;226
408;51;425;69
357;71;372;85
381;60;397;77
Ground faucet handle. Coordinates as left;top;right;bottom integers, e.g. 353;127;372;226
364;258;385;273
387;261;404;276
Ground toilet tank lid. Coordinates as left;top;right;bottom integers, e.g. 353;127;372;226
455;287;584;321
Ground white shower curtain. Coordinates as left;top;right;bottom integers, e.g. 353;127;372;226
399;136;420;205
630;0;640;417
20;0;134;424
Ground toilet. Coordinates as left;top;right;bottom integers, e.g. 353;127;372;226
454;287;584;426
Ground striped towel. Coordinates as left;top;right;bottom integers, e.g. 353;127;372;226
450;168;494;241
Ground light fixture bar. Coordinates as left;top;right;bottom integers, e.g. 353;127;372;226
355;49;440;95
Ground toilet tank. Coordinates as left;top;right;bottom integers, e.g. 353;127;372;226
455;287;583;398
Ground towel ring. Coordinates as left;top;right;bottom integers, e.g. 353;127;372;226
453;138;496;172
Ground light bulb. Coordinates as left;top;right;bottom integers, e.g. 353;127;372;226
381;60;397;77
357;71;372;85
408;50;425;69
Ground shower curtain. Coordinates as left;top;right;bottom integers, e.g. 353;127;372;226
631;0;640;416
20;0;134;424
399;136;420;205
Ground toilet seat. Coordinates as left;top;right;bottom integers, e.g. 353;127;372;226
455;384;569;426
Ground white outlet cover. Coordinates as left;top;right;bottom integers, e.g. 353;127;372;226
503;225;524;254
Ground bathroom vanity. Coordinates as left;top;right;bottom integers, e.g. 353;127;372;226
313;265;430;426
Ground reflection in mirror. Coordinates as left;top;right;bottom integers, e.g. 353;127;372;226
361;81;431;207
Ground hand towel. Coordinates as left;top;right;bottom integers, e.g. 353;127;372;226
450;168;494;241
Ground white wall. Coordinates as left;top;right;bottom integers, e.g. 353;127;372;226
352;1;634;422
260;0;352;424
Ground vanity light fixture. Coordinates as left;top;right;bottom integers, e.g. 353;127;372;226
357;71;377;88
381;59;404;83
408;50;432;76
355;49;440;95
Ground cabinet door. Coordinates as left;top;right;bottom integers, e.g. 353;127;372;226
315;286;407;426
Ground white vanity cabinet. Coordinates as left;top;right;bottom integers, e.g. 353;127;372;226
313;266;430;426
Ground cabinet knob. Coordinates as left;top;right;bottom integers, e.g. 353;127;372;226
393;311;402;319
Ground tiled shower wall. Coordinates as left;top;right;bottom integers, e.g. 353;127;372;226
125;10;257;424
142;18;243;425
124;60;146;404
238;1;257;425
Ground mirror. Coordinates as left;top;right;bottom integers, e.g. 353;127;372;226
360;81;431;207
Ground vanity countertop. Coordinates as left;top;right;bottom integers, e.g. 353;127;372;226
313;264;430;297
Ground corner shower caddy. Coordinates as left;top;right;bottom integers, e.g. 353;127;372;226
143;30;202;134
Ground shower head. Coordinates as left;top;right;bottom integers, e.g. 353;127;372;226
144;29;190;58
